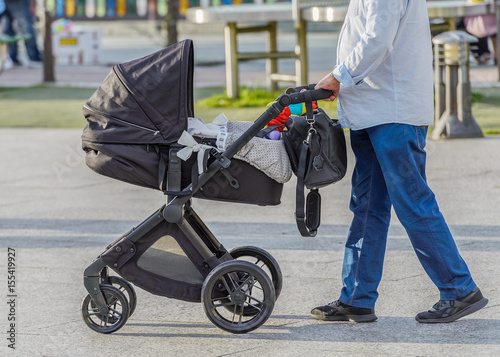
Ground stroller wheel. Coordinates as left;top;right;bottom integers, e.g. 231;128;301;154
81;284;129;334
229;246;283;300
227;246;282;316
107;276;137;317
202;261;275;334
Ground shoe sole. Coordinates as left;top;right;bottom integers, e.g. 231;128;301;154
311;313;378;323
415;297;488;323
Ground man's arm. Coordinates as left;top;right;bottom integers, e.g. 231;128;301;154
317;0;407;93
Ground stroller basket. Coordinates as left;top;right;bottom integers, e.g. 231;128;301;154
81;40;334;335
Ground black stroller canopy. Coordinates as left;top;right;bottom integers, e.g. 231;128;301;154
82;39;194;145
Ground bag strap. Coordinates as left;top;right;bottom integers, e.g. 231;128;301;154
295;140;317;237
255;124;284;138
304;91;314;120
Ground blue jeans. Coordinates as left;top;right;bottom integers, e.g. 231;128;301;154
339;124;476;309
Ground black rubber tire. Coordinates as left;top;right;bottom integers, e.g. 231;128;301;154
81;284;129;334
107;276;137;317
229;246;283;300
201;260;275;334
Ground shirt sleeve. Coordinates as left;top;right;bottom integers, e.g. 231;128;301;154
334;0;408;87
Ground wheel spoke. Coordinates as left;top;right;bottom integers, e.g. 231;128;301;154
236;274;253;291
106;295;119;306
242;292;264;305
232;303;237;323
238;304;244;324
245;302;263;312
87;311;104;317
211;295;231;303
228;273;240;291
109;307;122;317
221;275;233;293
213;301;235;308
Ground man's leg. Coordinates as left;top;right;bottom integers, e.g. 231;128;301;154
367;124;476;300
310;129;390;322
339;129;393;310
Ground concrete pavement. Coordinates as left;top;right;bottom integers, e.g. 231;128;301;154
0;21;499;357
0;128;499;356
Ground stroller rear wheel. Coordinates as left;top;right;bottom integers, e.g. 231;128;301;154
201;260;275;334
229;246;283;300
227;246;282;316
107;276;137;317
81;284;129;334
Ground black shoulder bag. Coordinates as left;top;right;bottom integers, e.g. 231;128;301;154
282;104;347;237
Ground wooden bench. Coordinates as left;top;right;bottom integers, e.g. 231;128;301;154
186;3;303;99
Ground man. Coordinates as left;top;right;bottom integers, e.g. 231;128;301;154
312;0;487;323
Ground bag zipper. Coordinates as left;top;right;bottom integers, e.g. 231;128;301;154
83;105;160;136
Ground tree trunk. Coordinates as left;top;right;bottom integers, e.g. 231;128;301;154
43;10;55;82
165;0;179;46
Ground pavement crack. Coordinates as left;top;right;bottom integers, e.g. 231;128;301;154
217;346;261;357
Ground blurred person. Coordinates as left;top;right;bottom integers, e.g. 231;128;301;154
457;17;493;65
3;0;42;65
0;0;15;71
464;14;497;65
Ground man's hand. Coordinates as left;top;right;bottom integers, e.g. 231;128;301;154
315;71;340;101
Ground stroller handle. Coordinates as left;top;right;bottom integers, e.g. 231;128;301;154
285;85;333;104
221;85;332;160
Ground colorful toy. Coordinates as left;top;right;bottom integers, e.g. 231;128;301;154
264;129;282;140
266;101;317;132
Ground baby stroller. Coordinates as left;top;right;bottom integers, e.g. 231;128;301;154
80;39;333;334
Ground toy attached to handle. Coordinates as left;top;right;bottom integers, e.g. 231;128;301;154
262;85;331;139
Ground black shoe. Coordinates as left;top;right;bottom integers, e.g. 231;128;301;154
415;287;488;323
310;300;377;322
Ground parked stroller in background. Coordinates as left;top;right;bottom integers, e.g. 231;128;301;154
80;39;333;334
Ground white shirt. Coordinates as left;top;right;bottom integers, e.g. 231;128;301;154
332;0;434;130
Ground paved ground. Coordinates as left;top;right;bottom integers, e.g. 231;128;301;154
0;21;499;357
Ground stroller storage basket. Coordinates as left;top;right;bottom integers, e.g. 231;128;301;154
101;218;231;302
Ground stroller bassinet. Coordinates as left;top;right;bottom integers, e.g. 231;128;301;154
81;39;335;335
81;39;282;206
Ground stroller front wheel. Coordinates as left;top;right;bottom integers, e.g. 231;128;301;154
107;276;137;317
201;260;275;334
81;284;130;334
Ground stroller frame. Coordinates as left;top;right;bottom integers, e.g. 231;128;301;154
82;85;333;334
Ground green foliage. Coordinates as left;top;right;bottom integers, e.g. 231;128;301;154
196;87;284;108
195;86;338;117
0;86;95;128
471;91;483;104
